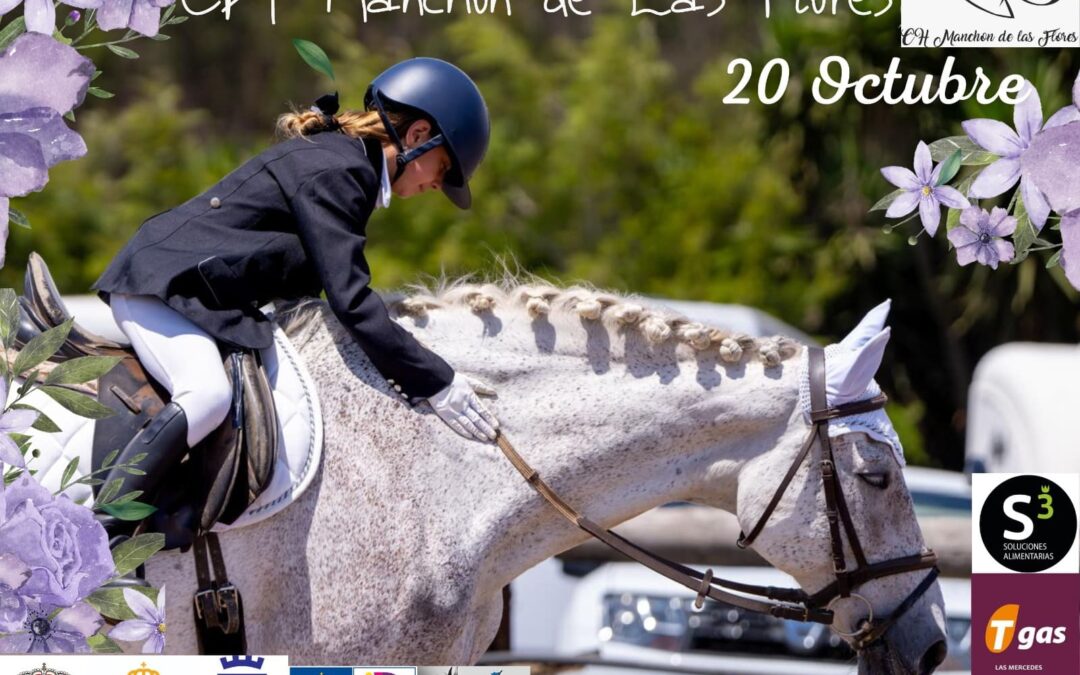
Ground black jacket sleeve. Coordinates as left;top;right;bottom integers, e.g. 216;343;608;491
289;164;455;404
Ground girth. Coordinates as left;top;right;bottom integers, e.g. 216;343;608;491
496;345;939;648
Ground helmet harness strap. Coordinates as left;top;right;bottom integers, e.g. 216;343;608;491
369;90;447;185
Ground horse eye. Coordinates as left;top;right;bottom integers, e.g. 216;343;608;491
857;472;889;489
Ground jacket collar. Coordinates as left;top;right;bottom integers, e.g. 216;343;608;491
356;135;392;209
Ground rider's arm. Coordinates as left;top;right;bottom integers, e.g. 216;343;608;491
288;164;454;405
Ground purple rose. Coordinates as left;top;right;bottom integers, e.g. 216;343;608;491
0;553;31;633
0;475;114;607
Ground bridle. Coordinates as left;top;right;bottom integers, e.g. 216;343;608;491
495;346;939;650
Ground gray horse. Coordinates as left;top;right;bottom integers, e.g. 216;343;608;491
141;281;946;673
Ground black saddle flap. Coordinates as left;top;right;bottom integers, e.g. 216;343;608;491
92;346;279;535
202;349;279;528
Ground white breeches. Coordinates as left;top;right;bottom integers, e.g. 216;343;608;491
108;293;233;447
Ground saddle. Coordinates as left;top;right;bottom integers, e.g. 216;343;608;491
14;252;279;540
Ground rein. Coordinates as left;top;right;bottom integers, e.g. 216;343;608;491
495;345;939;649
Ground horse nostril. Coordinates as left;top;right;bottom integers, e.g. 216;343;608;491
919;639;947;674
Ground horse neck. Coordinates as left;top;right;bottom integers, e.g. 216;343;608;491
389;304;805;597
285;300;803;600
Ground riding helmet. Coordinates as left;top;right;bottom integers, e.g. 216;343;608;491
364;57;490;209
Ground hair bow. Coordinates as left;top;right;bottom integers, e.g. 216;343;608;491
310;91;341;130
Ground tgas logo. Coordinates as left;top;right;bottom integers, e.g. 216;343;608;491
985;603;1068;653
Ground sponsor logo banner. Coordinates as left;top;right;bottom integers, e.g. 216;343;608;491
973;473;1079;575
973;574;1080;672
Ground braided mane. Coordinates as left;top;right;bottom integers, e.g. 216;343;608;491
274;276;803;366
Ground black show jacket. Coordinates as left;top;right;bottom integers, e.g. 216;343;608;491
92;131;454;404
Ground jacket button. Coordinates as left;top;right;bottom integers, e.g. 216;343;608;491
393;384;402;392
400;392;409;399
210;197;221;208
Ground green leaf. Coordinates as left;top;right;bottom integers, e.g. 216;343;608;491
928;136;999;166
11;404;61;433
126;451;148;465
85;585;158;620
87;86;114;98
18;369;39;396
87;634;123;653
45;355;122;385
7;206;30;229
944;206;962;234
1047;249;1063;269
935;149;962;187
870;188;907;213
40;385;115;419
64;110;75;123
111;533;165;576
167;15;188;24
149;32;170;41
100;500;157;520
97;477;123;504
107;489;144;505
1011;194;1036;264
292;38;335;81
13;318;72;377
102;448;120;468
91;69;102;81
106;44;138;59
945;170;981;234
0;16;26;52
60;456;79;489
0;288;19;349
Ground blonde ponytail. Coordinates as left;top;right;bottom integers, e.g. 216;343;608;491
275;105;417;143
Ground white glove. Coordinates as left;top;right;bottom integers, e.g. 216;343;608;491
428;373;499;442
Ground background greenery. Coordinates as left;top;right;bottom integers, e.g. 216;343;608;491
4;0;1078;469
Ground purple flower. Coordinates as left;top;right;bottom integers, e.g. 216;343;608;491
66;9;83;25
0;474;115;608
947;206;1016;270
0;600;103;653
1060;211;1080;291
0;33;93;264
0;377;41;468
0;0;102;35
109;587;165;654
1021;109;1080;292
0;198;6;268
881;141;970;236
97;0;176;37
1022;117;1080;217
0;553;31;633
962;81;1077;232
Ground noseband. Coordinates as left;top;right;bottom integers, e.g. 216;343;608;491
496;345;939;650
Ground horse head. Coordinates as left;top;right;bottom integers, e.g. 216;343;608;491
732;300;947;674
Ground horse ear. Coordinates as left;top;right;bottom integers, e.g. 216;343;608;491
839;299;891;352
826;327;890;405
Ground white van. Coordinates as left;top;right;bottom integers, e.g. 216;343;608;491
964;343;1080;474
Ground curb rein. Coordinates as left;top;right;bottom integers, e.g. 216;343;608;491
496;346;939;650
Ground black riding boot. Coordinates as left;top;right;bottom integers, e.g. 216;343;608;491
100;401;190;541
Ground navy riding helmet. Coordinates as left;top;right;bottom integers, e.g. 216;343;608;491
364;58;490;210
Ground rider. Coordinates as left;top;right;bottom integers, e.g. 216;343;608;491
91;57;500;534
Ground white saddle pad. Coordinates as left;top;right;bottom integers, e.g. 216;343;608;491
18;322;324;532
